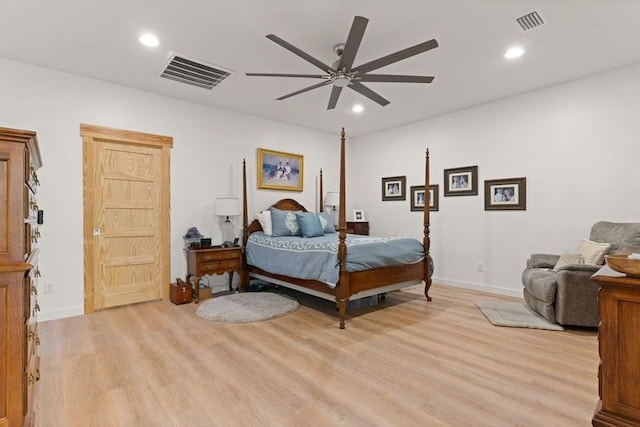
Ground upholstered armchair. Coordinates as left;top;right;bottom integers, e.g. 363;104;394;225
522;221;640;327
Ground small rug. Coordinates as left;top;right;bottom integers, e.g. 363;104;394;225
196;292;299;323
475;300;564;331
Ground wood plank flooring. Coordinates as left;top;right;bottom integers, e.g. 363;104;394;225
34;284;599;426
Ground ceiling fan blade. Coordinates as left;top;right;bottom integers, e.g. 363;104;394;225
357;74;434;83
276;80;332;101
353;39;438;74
348;81;390;107
246;73;327;79
266;34;333;73
327;86;343;110
337;16;368;72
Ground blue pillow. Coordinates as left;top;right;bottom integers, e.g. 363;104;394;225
318;211;336;233
269;208;301;236
295;212;325;238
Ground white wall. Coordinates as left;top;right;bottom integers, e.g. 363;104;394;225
0;58;341;321
349;63;640;297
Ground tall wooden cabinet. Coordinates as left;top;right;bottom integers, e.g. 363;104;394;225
0;127;42;427
592;264;640;426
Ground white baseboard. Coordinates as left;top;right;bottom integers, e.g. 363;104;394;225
433;276;523;299
38;306;84;322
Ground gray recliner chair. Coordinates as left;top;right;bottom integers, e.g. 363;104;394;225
522;221;640;327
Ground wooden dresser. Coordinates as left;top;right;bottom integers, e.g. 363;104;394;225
0;127;42;427
592;264;640;426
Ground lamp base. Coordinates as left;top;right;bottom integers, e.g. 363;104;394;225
221;217;234;247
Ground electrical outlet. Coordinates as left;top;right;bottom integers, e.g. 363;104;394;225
476;262;484;272
44;283;54;294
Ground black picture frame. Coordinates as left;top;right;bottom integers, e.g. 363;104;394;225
444;166;478;197
381;176;406;201
484;177;527;210
410;184;439;212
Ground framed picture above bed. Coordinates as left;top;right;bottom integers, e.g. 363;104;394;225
257;148;303;191
410;184;439;212
381;176;406;201
443;165;478;197
484;177;527;211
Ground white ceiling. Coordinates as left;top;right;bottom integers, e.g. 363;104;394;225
2;0;640;137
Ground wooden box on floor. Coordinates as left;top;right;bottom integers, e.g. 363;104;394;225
170;282;192;305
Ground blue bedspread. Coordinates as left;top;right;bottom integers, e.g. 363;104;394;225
246;232;424;288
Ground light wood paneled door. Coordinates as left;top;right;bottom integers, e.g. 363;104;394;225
82;124;172;313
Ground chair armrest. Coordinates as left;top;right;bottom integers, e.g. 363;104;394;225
554;263;601;273
528;253;560;269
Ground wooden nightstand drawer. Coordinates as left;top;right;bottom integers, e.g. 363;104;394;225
198;250;240;262
200;259;242;274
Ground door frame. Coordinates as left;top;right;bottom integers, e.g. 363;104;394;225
81;123;173;313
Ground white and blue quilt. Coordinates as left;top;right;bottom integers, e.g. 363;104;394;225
246;232;424;288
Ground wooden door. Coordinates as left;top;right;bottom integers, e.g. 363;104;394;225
82;124;172;313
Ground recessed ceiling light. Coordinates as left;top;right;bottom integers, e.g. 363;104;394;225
139;33;159;47
352;104;364;113
504;46;524;59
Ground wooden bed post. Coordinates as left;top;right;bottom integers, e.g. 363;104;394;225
424;149;432;301
241;159;250;290
319;168;323;212
337;128;349;328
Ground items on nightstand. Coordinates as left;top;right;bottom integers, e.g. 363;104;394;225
183;227;204;249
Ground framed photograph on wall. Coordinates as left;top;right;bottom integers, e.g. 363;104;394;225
443;165;478;196
352;209;365;221
410;185;439;211
257;148;303;191
484;177;527;210
381;176;406;201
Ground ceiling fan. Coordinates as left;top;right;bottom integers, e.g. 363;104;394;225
246;16;438;110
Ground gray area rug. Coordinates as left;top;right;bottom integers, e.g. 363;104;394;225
475;300;564;331
196;292;299;323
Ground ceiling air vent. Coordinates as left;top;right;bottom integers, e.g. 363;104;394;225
516;11;545;31
159;53;232;90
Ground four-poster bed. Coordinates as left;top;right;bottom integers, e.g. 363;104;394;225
241;128;432;328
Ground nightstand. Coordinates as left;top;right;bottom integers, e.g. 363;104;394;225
345;221;369;235
185;247;244;303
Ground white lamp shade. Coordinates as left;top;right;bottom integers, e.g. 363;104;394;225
215;197;240;217
324;192;339;208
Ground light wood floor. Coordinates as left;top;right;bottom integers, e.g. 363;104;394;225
34;284;599;426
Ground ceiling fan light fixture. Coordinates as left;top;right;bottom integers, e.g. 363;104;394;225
352;104;364;113
333;75;351;87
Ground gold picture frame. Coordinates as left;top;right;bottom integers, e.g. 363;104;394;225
257;148;303;191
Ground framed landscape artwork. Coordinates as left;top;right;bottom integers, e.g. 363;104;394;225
410;184;439;212
257;148;303;191
444;165;478;196
484;177;527;210
381;176;406;201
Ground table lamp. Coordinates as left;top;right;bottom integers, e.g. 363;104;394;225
324;191;339;229
215;197;240;246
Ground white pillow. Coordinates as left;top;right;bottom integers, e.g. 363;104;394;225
576;239;610;265
553;252;584;272
256;210;272;236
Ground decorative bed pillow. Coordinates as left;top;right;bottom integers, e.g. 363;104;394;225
256;210;273;236
318;211;336;233
270;208;301;236
553;252;584;272
576;239;610;265
295;212;325;238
